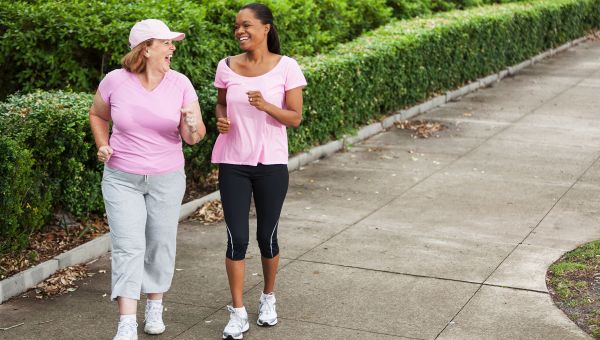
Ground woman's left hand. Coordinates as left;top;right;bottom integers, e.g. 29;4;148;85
247;91;270;112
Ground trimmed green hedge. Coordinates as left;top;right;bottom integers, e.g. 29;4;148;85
0;0;393;99
0;0;527;100
385;0;528;19
1;0;598;254
290;0;600;152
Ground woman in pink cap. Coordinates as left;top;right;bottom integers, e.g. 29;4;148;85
89;19;205;340
212;3;307;339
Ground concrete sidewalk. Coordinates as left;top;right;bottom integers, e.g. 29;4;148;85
2;40;600;339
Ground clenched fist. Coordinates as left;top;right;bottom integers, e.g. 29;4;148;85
97;145;113;163
247;90;270;112
216;117;231;134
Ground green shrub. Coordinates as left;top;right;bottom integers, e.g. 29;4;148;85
1;0;599;254
0;0;206;99
0;91;101;219
0;0;393;100
3;0;530;100
0;138;51;254
385;0;528;19
386;0;433;18
290;0;600;152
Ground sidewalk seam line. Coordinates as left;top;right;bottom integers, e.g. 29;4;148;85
433;63;600;339
291;258;551;294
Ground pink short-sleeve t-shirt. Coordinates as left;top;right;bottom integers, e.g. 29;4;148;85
98;69;198;175
211;56;307;165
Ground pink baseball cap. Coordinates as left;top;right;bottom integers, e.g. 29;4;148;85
129;19;185;49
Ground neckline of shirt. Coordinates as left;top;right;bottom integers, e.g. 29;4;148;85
128;69;172;93
224;55;287;79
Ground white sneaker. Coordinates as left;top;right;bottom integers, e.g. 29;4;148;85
144;302;166;334
257;292;278;326
113;319;138;340
223;305;249;339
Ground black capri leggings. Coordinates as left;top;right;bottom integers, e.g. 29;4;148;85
218;163;289;261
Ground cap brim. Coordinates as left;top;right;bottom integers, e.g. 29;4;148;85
129;32;185;49
157;32;185;41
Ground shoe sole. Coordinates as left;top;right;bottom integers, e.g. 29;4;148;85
144;325;166;335
257;318;278;327
222;323;249;339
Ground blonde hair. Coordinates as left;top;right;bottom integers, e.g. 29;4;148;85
121;39;154;73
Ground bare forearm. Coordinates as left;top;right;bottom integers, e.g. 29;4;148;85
89;114;110;149
263;104;301;127
180;101;206;145
216;103;227;118
180;121;206;145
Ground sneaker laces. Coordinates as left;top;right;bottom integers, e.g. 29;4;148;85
225;305;245;331
145;303;163;324
116;320;137;337
260;294;276;314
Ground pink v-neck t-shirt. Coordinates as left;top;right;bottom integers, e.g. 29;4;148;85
211;56;307;165
98;68;198;175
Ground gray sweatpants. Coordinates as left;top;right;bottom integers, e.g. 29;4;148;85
101;165;186;301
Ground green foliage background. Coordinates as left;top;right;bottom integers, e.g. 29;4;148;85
0;0;598;254
0;0;525;99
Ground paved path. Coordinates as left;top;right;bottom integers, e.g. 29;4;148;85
2;40;600;340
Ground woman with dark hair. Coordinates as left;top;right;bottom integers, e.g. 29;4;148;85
211;3;307;339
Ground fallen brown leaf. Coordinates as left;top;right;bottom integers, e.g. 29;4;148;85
187;200;224;224
35;265;88;298
395;120;447;138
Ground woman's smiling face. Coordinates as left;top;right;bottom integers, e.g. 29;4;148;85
147;39;176;73
234;9;269;51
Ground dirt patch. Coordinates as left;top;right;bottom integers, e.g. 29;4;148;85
547;240;600;339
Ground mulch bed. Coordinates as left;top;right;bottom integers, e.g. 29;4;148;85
0;217;109;281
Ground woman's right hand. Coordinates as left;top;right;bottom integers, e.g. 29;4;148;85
216;117;231;134
97;145;113;163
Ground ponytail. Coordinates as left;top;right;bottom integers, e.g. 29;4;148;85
266;24;280;54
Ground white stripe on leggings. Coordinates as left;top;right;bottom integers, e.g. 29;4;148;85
270;220;279;258
226;224;234;259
